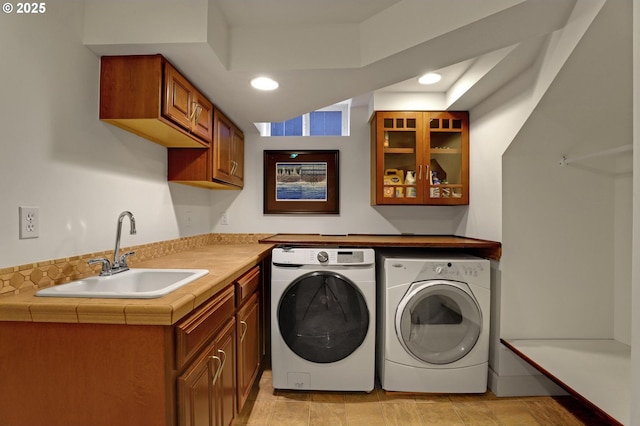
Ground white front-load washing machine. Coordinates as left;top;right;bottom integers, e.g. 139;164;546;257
378;252;490;393
271;247;376;392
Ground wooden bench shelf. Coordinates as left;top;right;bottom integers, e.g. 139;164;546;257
501;338;629;425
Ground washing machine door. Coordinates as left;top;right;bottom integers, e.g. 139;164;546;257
395;280;481;365
278;271;369;364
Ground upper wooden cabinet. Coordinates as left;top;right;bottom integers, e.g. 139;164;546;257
100;54;212;147
370;111;469;205
168;108;245;189
213;110;245;187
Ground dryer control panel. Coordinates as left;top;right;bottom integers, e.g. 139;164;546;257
272;248;375;266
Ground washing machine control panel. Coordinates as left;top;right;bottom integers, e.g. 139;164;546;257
427;262;486;278
272;248;375;266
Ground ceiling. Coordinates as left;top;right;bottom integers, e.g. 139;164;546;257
84;0;578;132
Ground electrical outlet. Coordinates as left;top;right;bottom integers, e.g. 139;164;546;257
220;212;229;225
19;206;39;239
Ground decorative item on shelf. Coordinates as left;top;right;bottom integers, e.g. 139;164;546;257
430;171;440;198
384;169;404;198
405;170;416;198
384;132;390;148
384;169;404;185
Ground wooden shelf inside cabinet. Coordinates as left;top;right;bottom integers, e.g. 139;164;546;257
100;54;212;148
383;148;415;154
431;148;462;154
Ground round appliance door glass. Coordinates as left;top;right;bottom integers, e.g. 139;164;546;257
396;280;481;365
278;271;369;364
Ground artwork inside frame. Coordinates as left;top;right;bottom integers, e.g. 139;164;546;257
263;150;340;214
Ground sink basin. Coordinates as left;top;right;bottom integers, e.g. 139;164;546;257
35;268;209;299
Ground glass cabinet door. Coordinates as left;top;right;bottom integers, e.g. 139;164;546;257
425;112;469;205
374;112;423;204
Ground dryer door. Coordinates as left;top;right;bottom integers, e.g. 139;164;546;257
278;271;369;364
395;280;481;365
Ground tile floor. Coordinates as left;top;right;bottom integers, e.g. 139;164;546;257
234;369;613;426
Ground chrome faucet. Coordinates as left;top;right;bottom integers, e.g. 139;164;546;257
88;211;137;276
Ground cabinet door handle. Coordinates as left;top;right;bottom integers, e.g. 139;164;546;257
418;164;422;180
189;101;199;121
194;104;203;124
240;320;248;342
209;355;222;385
218;349;227;374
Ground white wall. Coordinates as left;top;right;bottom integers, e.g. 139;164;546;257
0;2;213;269
501;0;632;341
631;0;640;422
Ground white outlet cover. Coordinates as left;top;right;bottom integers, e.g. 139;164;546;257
19;206;39;239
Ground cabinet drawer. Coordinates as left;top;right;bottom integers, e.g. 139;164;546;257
175;286;234;370
235;266;260;307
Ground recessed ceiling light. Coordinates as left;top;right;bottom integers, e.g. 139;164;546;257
418;72;442;85
251;77;279;91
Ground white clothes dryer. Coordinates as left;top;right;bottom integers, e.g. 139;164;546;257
377;252;490;393
271;247;376;392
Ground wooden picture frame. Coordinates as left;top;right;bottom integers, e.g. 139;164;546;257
263;150;340;214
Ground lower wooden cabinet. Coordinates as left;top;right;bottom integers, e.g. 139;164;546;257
0;262;265;426
236;292;261;411
178;318;236;426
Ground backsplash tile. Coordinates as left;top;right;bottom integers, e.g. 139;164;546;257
0;233;272;297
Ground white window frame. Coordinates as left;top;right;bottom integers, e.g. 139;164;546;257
255;99;351;137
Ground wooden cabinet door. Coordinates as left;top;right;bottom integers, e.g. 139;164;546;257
192;94;214;143
213;110;244;187
423;111;469;205
236;293;261;411
372;111;425;205
213;110;233;182
177;343;216;426
164;63;194;131
230;127;244;186
214;319;237;426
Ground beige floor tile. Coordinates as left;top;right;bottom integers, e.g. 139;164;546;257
524;399;585;426
413;393;452;403
344;390;379;403
382;401;423;426
485;399;543;425
236;399;276;426
270;401;310;426
277;389;311;402
345;401;386;426
309;401;347;426
452;401;501;425
414;401;465;426
378;390;418;403
310;391;346;403
237;369;607;426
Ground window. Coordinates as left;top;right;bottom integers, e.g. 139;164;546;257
256;100;350;137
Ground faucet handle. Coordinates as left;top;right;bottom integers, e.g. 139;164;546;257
119;251;135;268
88;257;112;275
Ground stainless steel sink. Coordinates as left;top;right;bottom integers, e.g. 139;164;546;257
35;268;209;299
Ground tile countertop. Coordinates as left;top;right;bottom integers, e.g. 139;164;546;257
0;244;274;326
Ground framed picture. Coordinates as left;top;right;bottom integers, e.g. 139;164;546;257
263;150;340;214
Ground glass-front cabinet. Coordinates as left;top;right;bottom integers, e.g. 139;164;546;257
370;111;469;205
